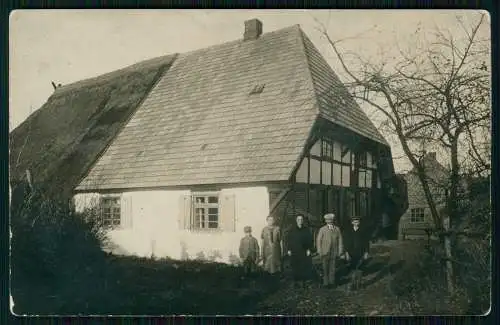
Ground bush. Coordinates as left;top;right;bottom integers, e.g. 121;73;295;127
10;184;108;312
388;245;469;315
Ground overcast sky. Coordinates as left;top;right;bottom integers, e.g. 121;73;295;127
9;9;489;173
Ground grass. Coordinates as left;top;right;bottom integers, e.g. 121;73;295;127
13;239;468;316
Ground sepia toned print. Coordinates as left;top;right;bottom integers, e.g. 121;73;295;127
9;10;490;316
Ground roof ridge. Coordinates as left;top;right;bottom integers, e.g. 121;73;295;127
176;24;301;58
53;53;178;94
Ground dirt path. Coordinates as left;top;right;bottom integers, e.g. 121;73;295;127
255;240;424;315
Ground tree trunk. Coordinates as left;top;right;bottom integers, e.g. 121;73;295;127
443;215;454;294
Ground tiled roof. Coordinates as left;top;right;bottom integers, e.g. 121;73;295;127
300;30;388;145
76;25;389;191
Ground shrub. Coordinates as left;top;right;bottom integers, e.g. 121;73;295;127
10;183;108;312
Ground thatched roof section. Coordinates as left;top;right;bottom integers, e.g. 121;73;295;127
9;54;178;197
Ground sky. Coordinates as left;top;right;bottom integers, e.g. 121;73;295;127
9;9;490;173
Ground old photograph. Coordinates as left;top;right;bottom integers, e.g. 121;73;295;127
9;9;491;316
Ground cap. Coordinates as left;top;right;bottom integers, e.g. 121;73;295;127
323;213;335;221
351;216;361;221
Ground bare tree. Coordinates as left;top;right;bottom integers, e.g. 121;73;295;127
314;12;490;293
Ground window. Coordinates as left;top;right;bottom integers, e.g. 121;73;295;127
358;152;367;168
249;84;265;95
100;196;121;227
192;193;220;229
321;139;333;159
410;208;425;223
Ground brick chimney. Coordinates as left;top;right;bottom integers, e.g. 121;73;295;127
244;19;263;41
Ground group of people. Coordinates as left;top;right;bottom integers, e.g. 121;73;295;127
238;213;370;288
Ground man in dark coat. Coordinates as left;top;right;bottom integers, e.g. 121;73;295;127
286;215;313;288
344;216;370;272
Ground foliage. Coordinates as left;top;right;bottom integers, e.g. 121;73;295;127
10;183;109;313
314;11;490;294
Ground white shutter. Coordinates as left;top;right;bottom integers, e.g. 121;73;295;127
220;193;236;232
178;194;192;230
120;194;133;229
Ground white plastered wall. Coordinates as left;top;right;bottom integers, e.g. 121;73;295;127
73;186;269;264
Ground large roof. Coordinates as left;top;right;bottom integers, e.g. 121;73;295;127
9;54;177;196
76;25;389;191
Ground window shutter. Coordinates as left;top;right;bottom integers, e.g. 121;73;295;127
121;195;133;229
220;193;236;232
178;194;192;230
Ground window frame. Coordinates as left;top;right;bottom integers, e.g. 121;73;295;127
191;192;221;230
410;207;426;223
100;195;122;228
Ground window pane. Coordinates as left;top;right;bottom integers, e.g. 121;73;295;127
208;214;218;222
208;222;218;229
358;169;366;188
103;208;111;214
322;139;332;159
322;161;332;185
341;165;350;187
195;197;205;204
359;152;367;168
296;158;308;183
333;163;341;186
310;158;321;184
208;196;218;204
366;170;372;188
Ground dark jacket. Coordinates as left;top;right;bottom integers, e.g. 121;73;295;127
344;226;370;258
239;235;260;261
287;225;313;255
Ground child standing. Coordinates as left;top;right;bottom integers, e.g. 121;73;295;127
239;226;260;277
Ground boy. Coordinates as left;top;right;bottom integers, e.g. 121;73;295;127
239;226;260;277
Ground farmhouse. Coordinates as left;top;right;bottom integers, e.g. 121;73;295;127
11;19;407;263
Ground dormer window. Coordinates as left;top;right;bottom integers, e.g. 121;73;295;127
249;84;265;95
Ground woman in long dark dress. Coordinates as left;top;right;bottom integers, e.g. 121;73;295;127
286;215;313;288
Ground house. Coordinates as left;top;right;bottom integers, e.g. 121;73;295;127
11;19;407;263
398;152;449;239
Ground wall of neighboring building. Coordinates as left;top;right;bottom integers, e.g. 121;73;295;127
398;166;447;239
73;186;269;264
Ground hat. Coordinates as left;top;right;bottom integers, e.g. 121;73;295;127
350;216;361;221
323;213;335;221
244;226;252;233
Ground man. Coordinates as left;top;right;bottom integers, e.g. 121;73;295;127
286;215;313;288
344;216;370;273
316;213;344;288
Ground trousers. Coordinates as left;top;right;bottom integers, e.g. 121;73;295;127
242;257;256;275
321;253;337;286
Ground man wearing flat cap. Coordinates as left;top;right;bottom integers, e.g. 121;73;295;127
316;213;344;288
344;216;370;274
